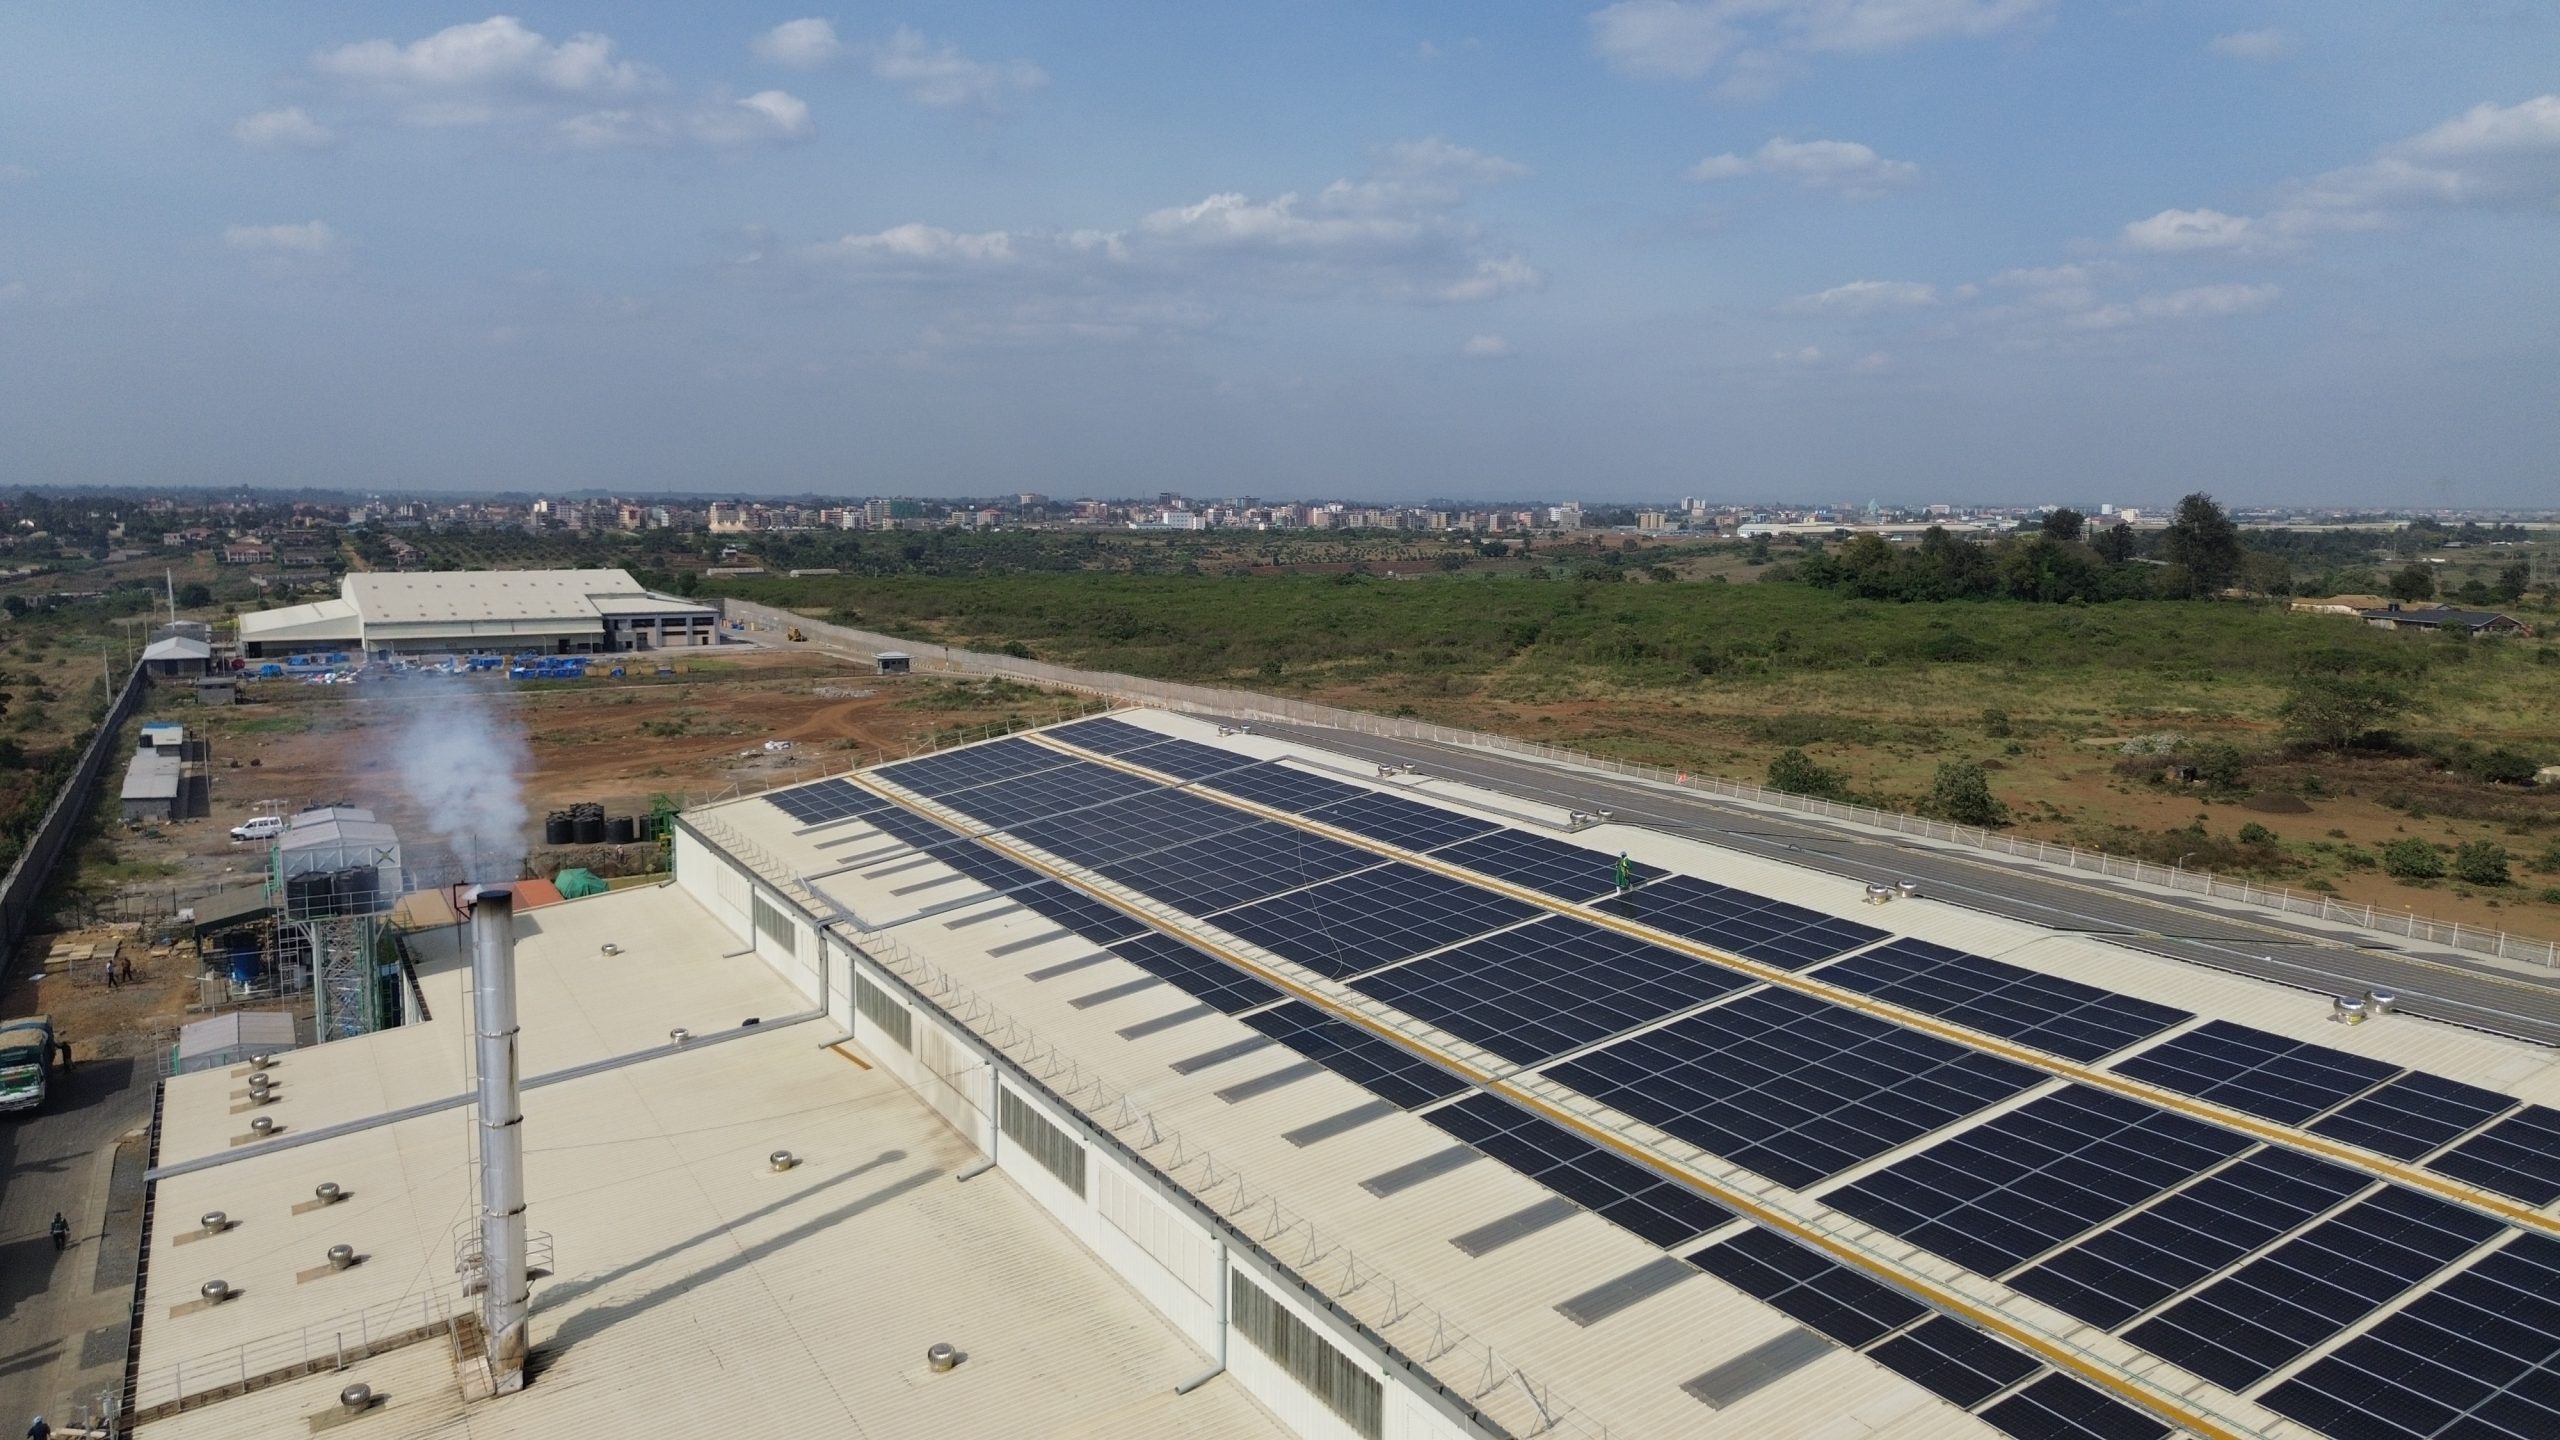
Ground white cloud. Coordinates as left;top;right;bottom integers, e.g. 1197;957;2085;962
1377;137;1530;185
559;90;814;149
2122;207;2268;253
1462;334;1514;358
868;27;1046;110
232;107;336;151
752;18;845;69
314;17;650;123
1990;263;2098;309
224;220;341;255
1852;350;1893;371
811;224;1022;267
1441;256;1543;303
1689;136;1916;195
2067;282;2279;329
0;163;34;183
2207;28;2290;61
1772;344;1825;364
1591;1;2048;87
1785;278;1939;313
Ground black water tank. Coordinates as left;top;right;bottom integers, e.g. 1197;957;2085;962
606;816;636;844
334;866;379;914
573;813;605;844
285;871;331;920
544;812;573;845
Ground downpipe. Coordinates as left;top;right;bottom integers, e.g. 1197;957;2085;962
1173;1237;1231;1395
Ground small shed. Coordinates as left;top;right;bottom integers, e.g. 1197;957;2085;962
170;1010;300;1076
876;651;912;675
143;635;214;679
194;676;237;706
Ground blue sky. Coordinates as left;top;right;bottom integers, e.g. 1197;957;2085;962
1;3;2553;504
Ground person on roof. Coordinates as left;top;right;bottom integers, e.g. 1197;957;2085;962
29;1414;51;1440
49;1214;69;1252
1614;851;1635;896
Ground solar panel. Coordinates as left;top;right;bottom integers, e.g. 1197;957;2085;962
1007;787;1260;868
1095;822;1383;916
765;777;894;825
2262;1231;2560;1440
1305;790;1501;851
923;760;1168;830
1041;715;1176;755
2006;1147;2370;1328
1117;735;1257;781
1196;760;1371;814
1007;879;1150;946
1206;863;1539;978
2109;1019;2397;1125
2427;1104;2560;1205
1352;916;1752;1065
1978;1373;2171;1440
2306;1070;2518;1161
1431;830;1655;901
1811;939;2191;1062
1867;1316;2040;1409
1423;1093;1732;1246
1595;875;1889;969
1823;1086;2254;1278
934;842;1042;892
859;806;976;853
1239;1003;1469;1109
1106;932;1282;1014
2124;1184;2502;1391
1544;987;2040;1190
1687;1226;1929;1348
873;736;1078;797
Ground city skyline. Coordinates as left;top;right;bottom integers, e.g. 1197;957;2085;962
1;4;2555;502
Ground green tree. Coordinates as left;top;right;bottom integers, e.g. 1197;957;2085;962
2277;672;2415;751
2380;838;2445;880
2493;559;2530;603
2192;741;2248;791
2159;492;2243;595
1980;707;2012;738
177;582;213;608
2039;507;2085;542
2387;562;2436;603
1926;760;2008;826
2090;524;2136;564
1766;748;1847;800
2452;840;2510;886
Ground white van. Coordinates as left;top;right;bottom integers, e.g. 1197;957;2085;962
229;814;286;842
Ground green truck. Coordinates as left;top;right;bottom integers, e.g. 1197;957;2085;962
0;1014;53;1113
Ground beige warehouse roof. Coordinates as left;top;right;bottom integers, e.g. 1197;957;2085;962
236;597;362;646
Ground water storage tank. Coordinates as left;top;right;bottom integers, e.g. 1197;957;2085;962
573;813;605;844
606;816;636;844
285;871;333;920
544;812;574;845
334;866;380;915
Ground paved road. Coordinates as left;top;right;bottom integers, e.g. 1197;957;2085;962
0;1052;154;1431
1239;719;2560;1047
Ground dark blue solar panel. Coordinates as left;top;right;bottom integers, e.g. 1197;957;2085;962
1008;879;1150;945
1007;787;1259;868
1812;938;2190;1062
874;736;1077;797
1306;791;1501;851
1352;916;1751;1064
1206;863;1538;978
1432;830;1657;901
1425;1093;1732;1246
1594;875;1888;970
1868;1317;2040;1409
2126;1184;2501;1391
1824;1086;2254;1278
1240;1002;1468;1109
1544;987;2040;1190
2262;1232;2560;1440
1688;1226;1930;1348
861;806;974;852
1197;761;1371;814
1979;1373;2171;1440
1042;715;1178;755
765;777;894;825
2007;1146;2368;1328
2110;1019;2397;1125
925;760;1167;830
936;843;1041;891
1118;735;1257;781
1096;822;1382;916
2307;1070;2517;1161
1107;931;1281;1014
2428;1104;2560;1206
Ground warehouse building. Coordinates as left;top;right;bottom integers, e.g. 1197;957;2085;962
127;711;2560;1440
236;568;717;658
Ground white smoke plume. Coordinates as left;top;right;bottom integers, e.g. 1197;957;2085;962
393;682;532;882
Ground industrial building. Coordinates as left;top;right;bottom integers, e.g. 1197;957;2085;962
236;568;718;658
118;721;204;821
123;711;2560;1440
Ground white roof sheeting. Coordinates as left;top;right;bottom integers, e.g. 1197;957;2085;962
238;570;713;650
236;597;361;646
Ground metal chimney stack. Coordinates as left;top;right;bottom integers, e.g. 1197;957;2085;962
470;887;530;1393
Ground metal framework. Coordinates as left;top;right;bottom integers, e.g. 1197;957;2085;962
266;808;405;1042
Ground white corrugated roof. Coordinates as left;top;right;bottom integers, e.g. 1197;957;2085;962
236;597;362;645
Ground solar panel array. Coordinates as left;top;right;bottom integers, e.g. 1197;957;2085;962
754;726;2560;1440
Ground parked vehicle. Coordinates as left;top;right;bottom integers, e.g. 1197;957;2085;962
0;1015;54;1113
230;814;286;842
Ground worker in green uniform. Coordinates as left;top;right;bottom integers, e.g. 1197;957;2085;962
1614;851;1634;896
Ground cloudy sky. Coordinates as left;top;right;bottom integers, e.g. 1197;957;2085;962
1;3;2553;504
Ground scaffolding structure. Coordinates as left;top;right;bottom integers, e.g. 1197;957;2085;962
268;807;405;1041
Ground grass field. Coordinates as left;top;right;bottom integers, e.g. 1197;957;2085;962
726;569;2560;935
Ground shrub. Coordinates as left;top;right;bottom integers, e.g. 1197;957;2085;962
2380;838;2445;880
2192;742;2248;792
2452;840;2511;887
2537;838;2560;874
2542;887;2560;905
2237;822;2275;845
1767;747;1848;800
1980;707;2012;738
1927;760;2008;827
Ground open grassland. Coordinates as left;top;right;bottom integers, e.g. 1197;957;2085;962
730;571;2560;937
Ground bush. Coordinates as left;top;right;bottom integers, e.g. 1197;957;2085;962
2537;838;2560;874
1767;747;1848;800
2380;838;2445;880
2192;742;2248;792
1980;707;2012;738
2237;822;2275;845
1927;760;2008;827
2452;840;2511;886
2542;887;2560;904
